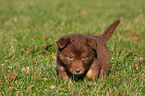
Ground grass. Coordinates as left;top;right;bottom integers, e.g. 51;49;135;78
0;0;145;95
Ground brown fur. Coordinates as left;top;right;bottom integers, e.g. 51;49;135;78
56;19;121;80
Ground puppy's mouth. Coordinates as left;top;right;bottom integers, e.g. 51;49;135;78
74;73;83;75
72;69;84;75
73;73;84;77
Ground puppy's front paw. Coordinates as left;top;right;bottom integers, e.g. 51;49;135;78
58;71;69;79
86;69;98;79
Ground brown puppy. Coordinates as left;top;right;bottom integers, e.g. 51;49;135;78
56;19;121;80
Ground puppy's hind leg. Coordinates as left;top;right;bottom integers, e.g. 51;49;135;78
100;55;110;77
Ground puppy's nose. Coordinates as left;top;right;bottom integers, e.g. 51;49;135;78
75;68;81;73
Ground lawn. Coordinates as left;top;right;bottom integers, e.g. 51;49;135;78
0;0;145;95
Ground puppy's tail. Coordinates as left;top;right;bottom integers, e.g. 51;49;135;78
101;18;121;42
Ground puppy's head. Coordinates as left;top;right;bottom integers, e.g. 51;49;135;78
57;34;97;75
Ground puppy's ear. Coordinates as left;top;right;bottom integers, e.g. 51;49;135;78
57;37;71;49
86;39;97;49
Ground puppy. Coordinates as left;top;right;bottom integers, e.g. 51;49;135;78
56;19;121;80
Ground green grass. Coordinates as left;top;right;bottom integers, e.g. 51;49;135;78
0;0;145;95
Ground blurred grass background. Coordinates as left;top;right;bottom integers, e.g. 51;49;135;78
0;0;145;95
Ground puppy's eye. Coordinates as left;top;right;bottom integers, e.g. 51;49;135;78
68;56;74;60
81;56;86;61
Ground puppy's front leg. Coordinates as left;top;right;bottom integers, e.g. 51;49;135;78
58;70;69;79
86;61;100;79
86;68;98;79
57;59;70;79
